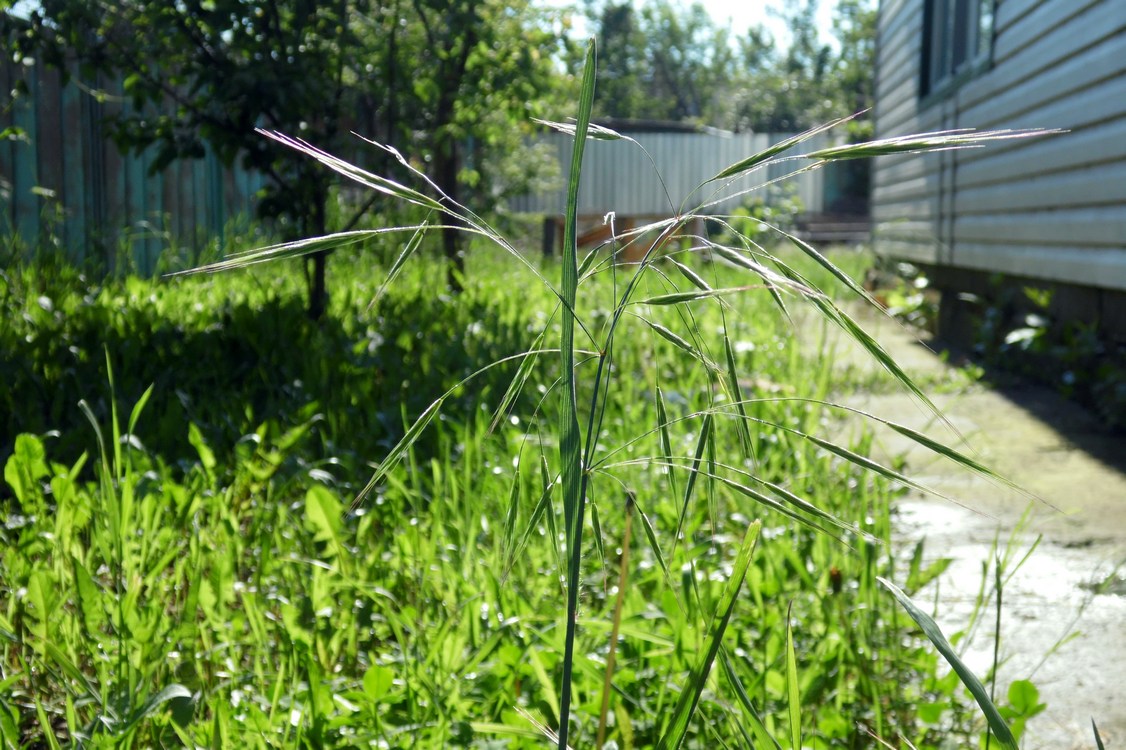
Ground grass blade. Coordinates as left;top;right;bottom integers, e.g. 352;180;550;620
797;287;944;420
655;385;680;500
369;219;430;310
674;412;713;548
504;460;557;579
557;38;598;750
657;520;761;750
785;602;801;750
489;332;548;434
803;127;1061;162
636;287;754;306
638;317;719;372
352;397;443;508
719;649;783;750
633;493;671;583
878;577;1018;750
722;325;754;461
532;116;632;142
708;113;860;182
1092;718;1106;750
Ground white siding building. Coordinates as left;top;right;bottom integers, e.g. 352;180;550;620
872;0;1126;338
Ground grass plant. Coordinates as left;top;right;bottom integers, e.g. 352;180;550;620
0;39;1075;748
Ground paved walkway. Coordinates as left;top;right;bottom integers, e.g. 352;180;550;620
815;309;1126;750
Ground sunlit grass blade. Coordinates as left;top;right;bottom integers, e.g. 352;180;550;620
369;219;430;310
878;577;1018;750
708;113;861;182
489;332;549;434
769;396;1037;506
708;471;854;541
532;116;633;142
772;423;960;510
352;397;443;508
638;317;720;372
176;228;424;275
779;230;883;307
657;520;761;750
803;128;1062;161
674;412;713;548
722;325;754;460
504;461;557;579
502;467;522;562
669;257;712;293
655;385;680;500
636;287;756;306
785;602;801;750
882;419;1044;504
719;649;783;750
706;241;811;296
800;287;944;419
633;493;671;584
557;42;597;750
1092;718;1106;750
257;129;444;211
590;498;606;570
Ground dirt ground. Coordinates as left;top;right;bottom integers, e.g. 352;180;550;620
812;308;1126;749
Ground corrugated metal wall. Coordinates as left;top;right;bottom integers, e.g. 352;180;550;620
872;0;1126;291
0;56;266;274
510;130;829;217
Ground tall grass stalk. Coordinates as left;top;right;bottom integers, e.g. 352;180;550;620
177;38;1065;748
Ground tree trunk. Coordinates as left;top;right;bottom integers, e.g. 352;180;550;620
437;138;465;291
307;182;330;320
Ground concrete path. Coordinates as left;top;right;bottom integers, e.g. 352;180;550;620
813;309;1126;750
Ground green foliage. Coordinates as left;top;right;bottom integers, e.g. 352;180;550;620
2;238;1008;747
0;47;1068;747
581;0;877;134
2;0;567;313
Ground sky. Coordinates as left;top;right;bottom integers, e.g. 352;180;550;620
548;0;842;51
704;0;838;48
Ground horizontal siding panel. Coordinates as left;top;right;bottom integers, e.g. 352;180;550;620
953;243;1126;290
957;118;1126;187
873;156;929;189
954;160;1126;214
960;4;1126;115
992;0;1103;64
873;238;941;265
878;0;913;34
873;203;936;224
960;34;1126;132
874;219;937;239
510;132;829;216
875;45;917;104
992;0;1041;35
873;177;938;207
954;207;1126;247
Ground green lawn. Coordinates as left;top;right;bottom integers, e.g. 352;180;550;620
1;242;995;748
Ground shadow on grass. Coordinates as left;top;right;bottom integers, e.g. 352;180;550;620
0;266;537;490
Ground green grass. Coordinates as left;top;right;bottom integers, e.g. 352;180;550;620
1;243;1043;748
3;246;964;748
0;45;1069;749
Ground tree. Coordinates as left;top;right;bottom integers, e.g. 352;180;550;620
382;0;566;288
3;0;566;311
580;0;877;136
586;1;648;120
585;0;733;126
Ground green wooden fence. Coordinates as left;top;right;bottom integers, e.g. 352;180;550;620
1;56;266;274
